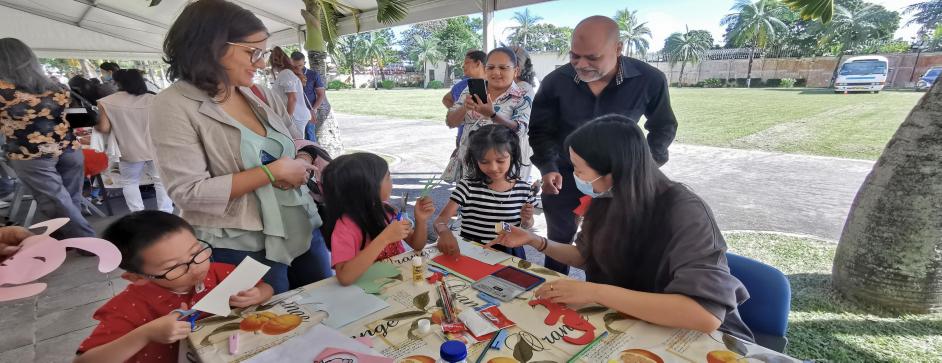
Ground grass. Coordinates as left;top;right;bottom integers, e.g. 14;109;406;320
326;87;924;160
724;232;942;363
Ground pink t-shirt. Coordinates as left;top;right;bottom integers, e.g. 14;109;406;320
330;214;406;267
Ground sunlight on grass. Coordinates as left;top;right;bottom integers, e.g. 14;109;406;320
725;232;942;362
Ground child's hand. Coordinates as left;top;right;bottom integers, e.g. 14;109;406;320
229;287;267;308
376;220;412;245
437;232;460;256
521;203;534;227
142;303;193;344
413;196;436;222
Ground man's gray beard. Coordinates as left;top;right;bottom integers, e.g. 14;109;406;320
576;70;603;83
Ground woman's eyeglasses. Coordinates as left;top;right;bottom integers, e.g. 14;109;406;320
135;240;214;281
485;65;515;72
226;42;271;63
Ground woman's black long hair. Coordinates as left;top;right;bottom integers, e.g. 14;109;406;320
321;152;395;250
464;124;522;184
163;0;266;100
565;114;671;282
113;69;148;96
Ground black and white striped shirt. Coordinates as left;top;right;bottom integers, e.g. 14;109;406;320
451;179;536;243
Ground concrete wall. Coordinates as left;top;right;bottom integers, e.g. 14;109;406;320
328;61;448;88
527;51;942;88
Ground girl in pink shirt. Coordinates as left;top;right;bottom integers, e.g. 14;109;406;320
321;152;435;285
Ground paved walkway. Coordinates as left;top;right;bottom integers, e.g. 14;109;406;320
0;112;874;362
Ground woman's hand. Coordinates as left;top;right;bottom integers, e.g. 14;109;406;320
413;196;435;222
375;220;412;246
486;225;538;249
267;157;316;189
535;279;600;306
436;231;459;256
521;203;534;228
464;94;495;118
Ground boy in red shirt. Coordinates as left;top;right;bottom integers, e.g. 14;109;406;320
75;211;274;363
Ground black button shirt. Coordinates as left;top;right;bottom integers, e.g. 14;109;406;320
529;56;678;172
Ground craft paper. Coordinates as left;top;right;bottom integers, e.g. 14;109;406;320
297;279;391;329
246;323;380;362
457;239;509;265
431;254;503;281
314;347;394;363
353;262;402;294
0;218;121;302
192;257;269;316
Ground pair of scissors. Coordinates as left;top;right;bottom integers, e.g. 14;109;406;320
172;308;200;332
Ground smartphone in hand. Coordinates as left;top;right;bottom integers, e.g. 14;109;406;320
466;78;488;104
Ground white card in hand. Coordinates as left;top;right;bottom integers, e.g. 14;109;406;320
192;257;269;316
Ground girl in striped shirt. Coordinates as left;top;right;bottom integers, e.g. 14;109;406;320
435;124;535;258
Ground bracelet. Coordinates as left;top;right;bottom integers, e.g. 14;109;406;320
537;236;548;252
259;165;275;184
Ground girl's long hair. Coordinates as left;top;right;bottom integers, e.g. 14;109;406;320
464;124;522;184
321;152;394;250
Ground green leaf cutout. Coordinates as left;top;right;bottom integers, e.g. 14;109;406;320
413;291;430;310
382;310;426;321
513;336;534;363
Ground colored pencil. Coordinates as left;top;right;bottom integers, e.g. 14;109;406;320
566;331;608;363
474;328;503;363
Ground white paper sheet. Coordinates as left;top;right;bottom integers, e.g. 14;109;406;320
458;239;509;265
246;323;379;362
192;257;269;316
296;279;391;329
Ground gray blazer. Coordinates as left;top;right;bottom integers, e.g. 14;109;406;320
149;81;301;230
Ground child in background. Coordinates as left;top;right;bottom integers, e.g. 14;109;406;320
434;124;535;258
75;211;273;363
321;152;435;285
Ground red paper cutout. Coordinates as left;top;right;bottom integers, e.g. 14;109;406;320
431;254;503;281
528;298;596;345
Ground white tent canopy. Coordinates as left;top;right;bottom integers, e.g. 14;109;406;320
0;0;548;60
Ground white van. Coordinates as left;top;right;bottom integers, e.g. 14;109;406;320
834;55;889;93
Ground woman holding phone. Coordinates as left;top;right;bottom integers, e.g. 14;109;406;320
444;47;534;182
488;115;755;342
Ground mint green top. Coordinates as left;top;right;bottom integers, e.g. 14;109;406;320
194;116;321;265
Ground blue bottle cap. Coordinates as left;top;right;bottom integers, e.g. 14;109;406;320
440;340;467;362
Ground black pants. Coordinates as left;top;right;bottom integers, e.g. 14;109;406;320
540;166;582;275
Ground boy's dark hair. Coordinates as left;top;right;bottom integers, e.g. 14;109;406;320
113;69;148;96
290;51;306;61
99;62;120;72
102;211;196;272
465;50;486;65
464;124;522;184
320;152;394;251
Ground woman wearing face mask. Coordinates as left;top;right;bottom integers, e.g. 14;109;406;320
149;0;332;293
445;47;534;182
488;114;754;342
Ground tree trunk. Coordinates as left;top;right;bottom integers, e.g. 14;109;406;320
372;62;378;90
423;60;429;88
678;62;686;87
832;80;942;313
746;45;755;88
830;53;845;88
379;61;386;82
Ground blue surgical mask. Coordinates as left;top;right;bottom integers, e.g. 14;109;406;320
102;75;112;82
574;173;606;198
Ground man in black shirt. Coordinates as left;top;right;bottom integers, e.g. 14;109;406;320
529;16;678;274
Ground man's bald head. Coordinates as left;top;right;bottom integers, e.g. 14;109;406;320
570;16;622;83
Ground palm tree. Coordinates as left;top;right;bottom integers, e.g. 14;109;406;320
782;0;834;23
613;9;652;58
329;34;364;89
508;8;543;46
663;26;712;87
833;80;942;313
904;0;942;32
721;0;788;88
815;4;886;86
301;0;407;78
413;35;443;88
363;32;390;89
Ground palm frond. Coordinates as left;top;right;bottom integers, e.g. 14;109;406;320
376;0;408;24
782;0;833;23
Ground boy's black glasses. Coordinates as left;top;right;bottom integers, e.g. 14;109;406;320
136;240;214;281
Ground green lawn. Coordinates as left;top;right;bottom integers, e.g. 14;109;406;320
326;88;923;160
725;232;942;363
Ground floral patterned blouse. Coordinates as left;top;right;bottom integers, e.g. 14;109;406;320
0;80;79;160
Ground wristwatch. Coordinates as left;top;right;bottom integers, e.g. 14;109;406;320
434;222;450;234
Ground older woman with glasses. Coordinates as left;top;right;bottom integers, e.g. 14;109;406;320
444;47;535;182
149;0;332;294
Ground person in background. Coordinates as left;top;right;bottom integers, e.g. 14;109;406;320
442;50;486;147
97;62;121;97
510;45;537;95
528;16;678;275
96;69;174;213
152;0;331;293
269;47;311;137
0;37;95;238
291;51;328;142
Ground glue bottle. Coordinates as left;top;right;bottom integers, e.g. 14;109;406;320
412;255;424;282
438;340;467;363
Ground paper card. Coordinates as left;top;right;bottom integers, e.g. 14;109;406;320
457;239;509;265
354;262;403;294
430;254;504;281
297;279;391;329
192;257;270;316
314;347;393;363
246;323;380;362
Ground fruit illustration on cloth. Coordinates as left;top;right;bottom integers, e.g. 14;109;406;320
619;349;664;363
430;308;445;325
401;355;436;363
238;312;302;335
487;357;518;363
706;350;741;363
